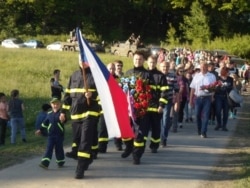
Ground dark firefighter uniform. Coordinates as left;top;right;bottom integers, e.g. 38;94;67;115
39;109;65;168
122;66;155;164
61;67;100;179
145;67;168;153
97;100;109;152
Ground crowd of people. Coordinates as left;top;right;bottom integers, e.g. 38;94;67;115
0;48;249;180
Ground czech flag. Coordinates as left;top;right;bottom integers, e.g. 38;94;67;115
76;28;134;138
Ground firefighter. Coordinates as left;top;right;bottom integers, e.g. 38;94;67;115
122;51;156;165
60;59;100;179
145;55;168;153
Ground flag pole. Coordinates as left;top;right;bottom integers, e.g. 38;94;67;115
81;63;90;105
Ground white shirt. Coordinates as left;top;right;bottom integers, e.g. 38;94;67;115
190;72;216;96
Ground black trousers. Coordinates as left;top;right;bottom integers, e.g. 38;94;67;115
98;114;109;150
73;117;99;170
143;112;162;150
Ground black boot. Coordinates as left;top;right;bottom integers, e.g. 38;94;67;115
114;138;123;151
75;164;84;179
121;139;133;158
98;142;108;153
66;151;77;160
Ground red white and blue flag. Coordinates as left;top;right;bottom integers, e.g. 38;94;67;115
76;28;134;138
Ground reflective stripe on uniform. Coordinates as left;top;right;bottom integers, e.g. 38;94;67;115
98;137;109;142
41;158;51;162
122;137;133;142
161;85;169;91
147;107;158;112
150;85;157;90
57;123;63;132
65;88;96;93
159;98;168;104
78;151;91;158
62;104;70;110
71;111;99;119
150;137;161;143
133;141;144;147
56;159;65;163
92;145;98;150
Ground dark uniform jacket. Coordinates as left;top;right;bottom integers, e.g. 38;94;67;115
126;66;168;111
148;68;168;111
41;110;64;137
61;67;100;122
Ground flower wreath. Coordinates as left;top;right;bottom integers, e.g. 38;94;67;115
118;75;152;118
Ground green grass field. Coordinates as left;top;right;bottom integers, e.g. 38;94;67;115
0;47;132;169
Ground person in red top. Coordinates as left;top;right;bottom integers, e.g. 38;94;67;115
0;93;8;146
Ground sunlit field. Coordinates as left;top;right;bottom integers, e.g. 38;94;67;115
0;47;132;169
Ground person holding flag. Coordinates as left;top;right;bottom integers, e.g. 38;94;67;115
61;27;134;179
60;58;100;179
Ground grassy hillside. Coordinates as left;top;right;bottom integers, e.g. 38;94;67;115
0;47;132;169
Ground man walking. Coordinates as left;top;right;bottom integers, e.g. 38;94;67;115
189;61;216;138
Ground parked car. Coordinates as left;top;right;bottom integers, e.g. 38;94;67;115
147;45;165;56
88;41;105;53
24;39;44;48
212;49;229;58
46;41;62;51
1;38;26;48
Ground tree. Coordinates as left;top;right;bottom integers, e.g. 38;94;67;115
179;0;211;46
163;23;179;46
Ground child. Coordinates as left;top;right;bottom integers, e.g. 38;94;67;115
35;103;51;136
35;98;66;169
0;93;9;145
8;89;27;144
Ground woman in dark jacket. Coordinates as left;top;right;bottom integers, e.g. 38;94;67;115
214;67;234;131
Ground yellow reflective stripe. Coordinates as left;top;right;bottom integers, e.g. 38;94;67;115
92;145;98;150
99;110;103;114
98;137;109;142
161;86;169;91
147;107;158;112
62;104;70;110
78;151;90;158
122;138;133;141
159;98;168;104
71;111;99;119
57;123;63;132
150;138;161;143
150;85;157;90
65;88;96;93
134;141;144;147
72;143;77;147
41;158;50;162
144;136;148;141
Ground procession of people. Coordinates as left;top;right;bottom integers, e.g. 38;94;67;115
1;47;247;180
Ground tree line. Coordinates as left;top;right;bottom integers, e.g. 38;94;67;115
0;0;250;44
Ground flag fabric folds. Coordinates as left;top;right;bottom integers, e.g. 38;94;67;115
76;27;134;138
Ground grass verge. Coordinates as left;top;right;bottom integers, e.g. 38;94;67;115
201;89;250;188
